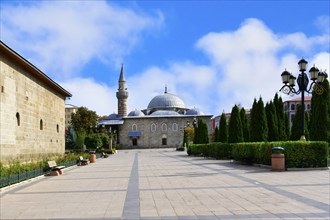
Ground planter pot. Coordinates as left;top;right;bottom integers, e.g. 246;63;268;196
89;154;96;163
271;153;285;171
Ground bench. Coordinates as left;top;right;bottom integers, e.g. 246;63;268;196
102;152;109;158
47;161;65;176
78;156;89;166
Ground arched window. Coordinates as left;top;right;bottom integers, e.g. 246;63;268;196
16;112;20;126
151;123;156;132
172;123;178;131
40;119;43;130
132;124;137;131
291;104;295;111
57;124;59;133
161;123;167;131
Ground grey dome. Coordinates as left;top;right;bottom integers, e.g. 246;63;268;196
148;93;185;110
185;108;204;116
150;110;180;116
105;113;121;120
128;110;145;117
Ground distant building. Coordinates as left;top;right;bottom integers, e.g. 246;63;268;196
65;104;79;129
211;108;250;130
98;65;213;149
0;41;71;164
283;96;312;128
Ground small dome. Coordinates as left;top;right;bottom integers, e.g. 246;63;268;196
147;93;185;110
185;107;204;116
128;110;145;117
105;113;121;120
150;110;180;116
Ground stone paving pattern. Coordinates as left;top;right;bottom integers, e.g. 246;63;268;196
0;149;329;220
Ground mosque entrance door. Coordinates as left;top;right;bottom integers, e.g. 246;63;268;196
132;138;138;146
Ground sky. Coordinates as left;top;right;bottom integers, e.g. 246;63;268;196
1;0;329;117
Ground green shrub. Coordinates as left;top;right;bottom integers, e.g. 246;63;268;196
232;143;255;164
188;141;328;168
187;144;205;156
0;152;91;178
283;141;328;168
85;133;102;149
206;143;232;159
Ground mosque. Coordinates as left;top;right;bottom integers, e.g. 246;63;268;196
98;65;213;149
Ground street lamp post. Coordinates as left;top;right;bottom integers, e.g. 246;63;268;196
193;117;197;128
183;120;190;149
279;58;327;141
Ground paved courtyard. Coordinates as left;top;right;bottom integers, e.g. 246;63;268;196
0;148;329;220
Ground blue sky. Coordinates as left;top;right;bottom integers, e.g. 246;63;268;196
1;0;329;116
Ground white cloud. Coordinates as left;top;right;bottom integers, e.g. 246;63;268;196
2;1;328;117
195;18;329;113
92;17;329;116
1;1;163;79
126;63;216;114
60;78;116;116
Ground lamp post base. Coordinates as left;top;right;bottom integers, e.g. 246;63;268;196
300;135;306;141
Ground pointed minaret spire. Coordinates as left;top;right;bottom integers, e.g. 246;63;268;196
164;84;168;93
116;64;128;117
119;64;125;82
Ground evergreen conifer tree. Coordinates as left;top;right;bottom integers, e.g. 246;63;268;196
214;126;219;142
201;120;209;144
228;105;243;143
250;99;258;142
250;98;268;142
265;101;279;141
284;113;291;139
290;104;309;140
193;122;199;144
310;79;330;141
219;113;228;143
240;108;250;142
193;118;209;144
274;93;287;140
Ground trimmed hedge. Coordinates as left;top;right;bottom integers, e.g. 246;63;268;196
188;141;329;168
187;142;232;159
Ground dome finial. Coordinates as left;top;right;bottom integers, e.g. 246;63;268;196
165;84;167;93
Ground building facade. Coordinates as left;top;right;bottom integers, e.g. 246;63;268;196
0;41;71;164
65;104;79;129
283;96;312;128
98;66;212;149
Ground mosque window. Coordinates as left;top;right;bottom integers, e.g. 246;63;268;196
172;123;178;131
132;124;137;131
151;123;156;132
40;119;43;130
16;112;20;126
161;123;167;131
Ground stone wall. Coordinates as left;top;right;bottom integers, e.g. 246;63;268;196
0;55;66;164
118;116;212;149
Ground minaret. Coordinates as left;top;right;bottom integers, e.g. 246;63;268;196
116;64;128;117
